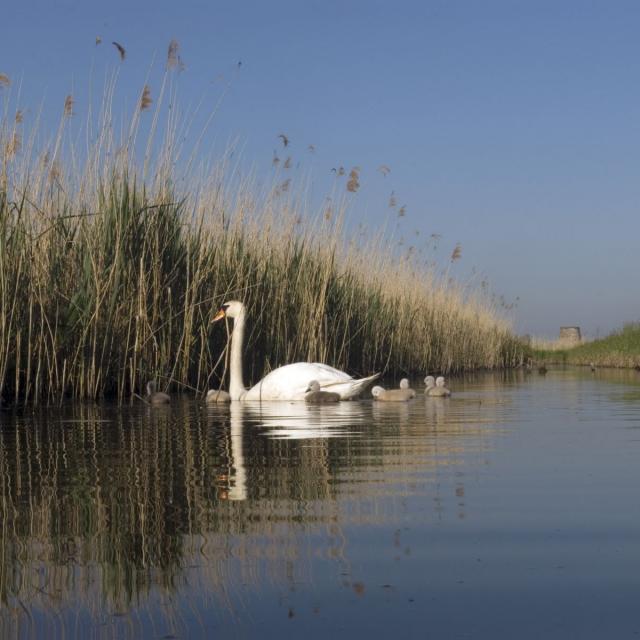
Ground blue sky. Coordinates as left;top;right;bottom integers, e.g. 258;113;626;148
2;0;640;337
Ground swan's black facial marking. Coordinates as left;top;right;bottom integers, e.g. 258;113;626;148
222;304;230;311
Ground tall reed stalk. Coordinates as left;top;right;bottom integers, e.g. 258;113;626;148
0;70;522;403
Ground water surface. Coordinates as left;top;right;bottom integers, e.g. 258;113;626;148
1;368;639;638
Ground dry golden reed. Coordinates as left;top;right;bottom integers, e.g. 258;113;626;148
5;133;20;157
167;39;179;68
346;167;361;193
64;94;74;116
140;84;152;111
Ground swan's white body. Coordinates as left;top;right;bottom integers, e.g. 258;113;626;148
213;301;379;401
244;362;374;401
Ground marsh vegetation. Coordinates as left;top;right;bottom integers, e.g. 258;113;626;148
534;323;640;369
0;49;522;404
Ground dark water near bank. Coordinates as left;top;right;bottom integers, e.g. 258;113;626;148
1;368;640;639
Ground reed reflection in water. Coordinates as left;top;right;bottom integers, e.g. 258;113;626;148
0;381;501;637
6;369;635;638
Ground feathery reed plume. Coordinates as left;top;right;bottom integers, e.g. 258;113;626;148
272;151;280;166
280;178;291;192
5;133;21;158
167;39;180;69
0;73;10;87
95;36;102;45
450;243;462;262
15;110;23;123
278;133;289;147
140;85;152;111
64;94;75;117
112;41;126;60
389;191;397;208
346;167;360;193
283;156;292;169
378;164;391;177
48;159;61;183
398;205;406;217
308;144;315;153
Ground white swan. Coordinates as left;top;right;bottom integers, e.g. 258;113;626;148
212;301;379;401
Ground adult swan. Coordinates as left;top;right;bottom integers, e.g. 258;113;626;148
212;301;379;401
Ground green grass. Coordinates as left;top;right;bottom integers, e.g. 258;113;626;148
0;66;524;403
534;323;640;368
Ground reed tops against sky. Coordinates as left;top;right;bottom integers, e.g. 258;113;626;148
2;0;640;337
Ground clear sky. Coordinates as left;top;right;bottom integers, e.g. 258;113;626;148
2;0;639;338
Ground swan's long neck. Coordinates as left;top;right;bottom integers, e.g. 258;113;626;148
229;308;247;400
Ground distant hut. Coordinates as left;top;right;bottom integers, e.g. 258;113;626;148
559;326;581;346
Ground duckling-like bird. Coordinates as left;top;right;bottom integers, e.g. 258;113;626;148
206;389;231;404
427;376;451;397
424;375;436;394
305;380;340;403
399;378;416;398
538;366;548;375
372;384;414;402
146;381;170;405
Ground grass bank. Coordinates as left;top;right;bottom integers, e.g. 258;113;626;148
534;323;640;368
0;68;523;403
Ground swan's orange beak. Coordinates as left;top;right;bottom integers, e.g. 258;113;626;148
212;308;226;323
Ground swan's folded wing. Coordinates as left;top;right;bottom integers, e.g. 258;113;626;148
243;363;374;401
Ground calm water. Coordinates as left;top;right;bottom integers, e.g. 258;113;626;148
1;368;640;639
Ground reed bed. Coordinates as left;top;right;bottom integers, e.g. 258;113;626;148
0;69;522;404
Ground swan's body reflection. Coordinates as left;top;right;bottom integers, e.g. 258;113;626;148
205;401;373;500
241;400;370;440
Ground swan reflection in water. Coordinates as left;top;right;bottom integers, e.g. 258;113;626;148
204;400;376;500
238;400;371;440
